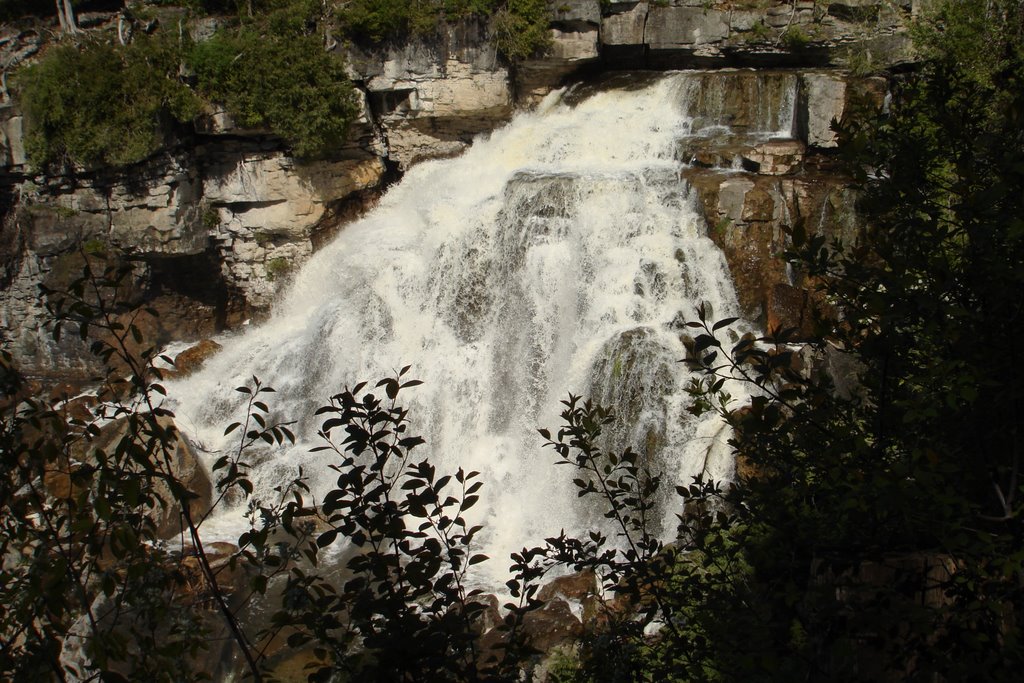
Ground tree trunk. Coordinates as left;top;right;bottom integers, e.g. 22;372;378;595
61;0;79;34
54;0;67;33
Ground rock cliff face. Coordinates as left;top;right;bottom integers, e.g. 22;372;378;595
0;1;914;381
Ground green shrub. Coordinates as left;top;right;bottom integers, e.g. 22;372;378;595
338;0;549;61
17;34;201;169
264;256;291;281
339;0;501;42
189;4;359;158
490;0;551;61
780;25;810;50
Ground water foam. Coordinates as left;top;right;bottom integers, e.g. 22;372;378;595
167;72;769;584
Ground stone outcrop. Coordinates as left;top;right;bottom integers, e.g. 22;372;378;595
346;20;514;169
680;71;886;327
42;413;213;539
602;0;917;70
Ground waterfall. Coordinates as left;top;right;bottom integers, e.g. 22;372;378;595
166;71;780;585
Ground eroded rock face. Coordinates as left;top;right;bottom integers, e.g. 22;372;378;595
346;21;514;169
677;71;885;327
0;3;905;378
202;150;385;307
601;0;916;69
686;168;861;326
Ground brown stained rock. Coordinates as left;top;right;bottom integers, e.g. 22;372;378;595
68;414;214;540
50;386;98;422
581;591;634;632
742;187;776;222
173;339;223;377
538;570;597;604
179;541;246;597
154;419;213;539
477;599;586;671
519;599;584;653
685;164;863;325
685;168;791;320
718;221;790;320
766;283;811;335
43;458;76;500
731;454;762;484
469;593;503;636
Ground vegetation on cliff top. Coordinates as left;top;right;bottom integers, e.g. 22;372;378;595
17;32;201;168
11;0;550;169
188;1;360;159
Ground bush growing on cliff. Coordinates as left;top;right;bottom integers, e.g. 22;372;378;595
188;6;360;158
338;0;550;61
337;0;495;41
17;33;201;169
490;0;551;61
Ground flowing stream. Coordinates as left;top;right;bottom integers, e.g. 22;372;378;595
166;70;796;585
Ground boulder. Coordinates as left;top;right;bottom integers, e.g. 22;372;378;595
75;415;213;539
538;570;598;603
173;339;223;377
519;599;585;653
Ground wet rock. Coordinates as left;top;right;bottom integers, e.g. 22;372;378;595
538;570;598;604
589;327;675;459
179;541;246;596
173;339;223;377
766;283;815;338
469;593;503;635
520;599;585;653
67;415;214;539
685;161;863;325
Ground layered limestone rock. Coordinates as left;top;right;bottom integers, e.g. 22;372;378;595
201;150;385;307
346;20;514;169
602;0;917;70
517;1;602;102
0;137;387;381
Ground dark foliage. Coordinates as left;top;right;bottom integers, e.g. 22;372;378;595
17;33;200;169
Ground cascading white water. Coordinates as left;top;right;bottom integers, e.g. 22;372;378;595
167;71;790;585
